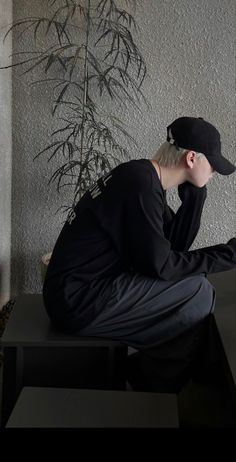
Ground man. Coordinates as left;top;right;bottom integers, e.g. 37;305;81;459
43;116;236;392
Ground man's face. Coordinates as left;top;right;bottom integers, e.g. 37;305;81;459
188;154;215;187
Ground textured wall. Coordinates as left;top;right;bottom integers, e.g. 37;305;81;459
11;0;235;296
0;0;12;307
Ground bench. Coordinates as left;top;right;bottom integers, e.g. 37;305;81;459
5;386;179;428
207;269;236;413
0;294;128;427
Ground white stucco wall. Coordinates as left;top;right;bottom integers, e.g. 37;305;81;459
0;0;12;308
9;0;236;297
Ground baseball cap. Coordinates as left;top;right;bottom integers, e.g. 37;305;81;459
166;117;236;175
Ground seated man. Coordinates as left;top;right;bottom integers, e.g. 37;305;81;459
43;116;236;392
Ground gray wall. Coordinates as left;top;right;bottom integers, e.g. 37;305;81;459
9;0;236;298
0;0;12;308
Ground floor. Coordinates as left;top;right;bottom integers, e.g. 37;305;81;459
126;367;236;428
0;360;235;428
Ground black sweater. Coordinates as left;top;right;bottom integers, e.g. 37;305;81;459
44;159;236;306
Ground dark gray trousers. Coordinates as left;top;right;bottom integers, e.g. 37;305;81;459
78;271;216;392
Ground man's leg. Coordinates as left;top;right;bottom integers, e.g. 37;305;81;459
78;272;216;393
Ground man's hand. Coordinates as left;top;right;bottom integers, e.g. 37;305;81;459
226;238;236;263
178;182;207;202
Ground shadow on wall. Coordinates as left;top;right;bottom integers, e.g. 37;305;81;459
41;252;52;285
10;252;46;296
0;266;1;290
9;252;25;299
0;260;11;309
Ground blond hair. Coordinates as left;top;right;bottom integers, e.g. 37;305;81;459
153;141;205;168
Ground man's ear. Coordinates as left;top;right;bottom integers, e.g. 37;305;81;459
185;151;197;169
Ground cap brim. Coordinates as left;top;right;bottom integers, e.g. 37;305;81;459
207;155;236;175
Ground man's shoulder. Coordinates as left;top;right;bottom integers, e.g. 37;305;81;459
113;158;154;189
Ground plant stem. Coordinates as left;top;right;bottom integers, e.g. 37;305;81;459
77;0;91;202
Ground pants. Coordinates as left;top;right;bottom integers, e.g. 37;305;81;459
77;271;216;393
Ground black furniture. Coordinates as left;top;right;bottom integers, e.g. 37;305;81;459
0;294;128;427
207;269;236;412
1;268;236;427
6;386;179;428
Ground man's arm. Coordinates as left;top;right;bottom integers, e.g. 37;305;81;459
122;186;236;281
163;182;207;251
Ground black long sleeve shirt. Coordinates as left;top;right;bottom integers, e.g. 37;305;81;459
44;159;236;313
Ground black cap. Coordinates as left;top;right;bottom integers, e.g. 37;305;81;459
167;117;236;175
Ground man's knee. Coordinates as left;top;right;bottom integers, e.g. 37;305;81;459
198;274;216;318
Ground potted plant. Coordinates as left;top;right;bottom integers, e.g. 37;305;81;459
1;0;148;278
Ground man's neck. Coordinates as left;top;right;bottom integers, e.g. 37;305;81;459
150;159;186;191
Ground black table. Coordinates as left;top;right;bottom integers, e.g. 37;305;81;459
0;294;127;427
208;268;236;408
6;386;179;428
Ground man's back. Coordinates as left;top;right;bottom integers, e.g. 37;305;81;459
44;159;162;285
